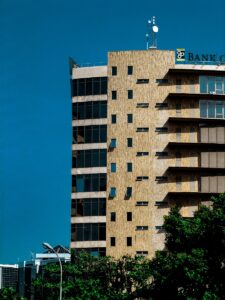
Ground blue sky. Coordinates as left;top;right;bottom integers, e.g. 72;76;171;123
0;0;224;263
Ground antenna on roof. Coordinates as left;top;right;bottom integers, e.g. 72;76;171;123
146;16;159;49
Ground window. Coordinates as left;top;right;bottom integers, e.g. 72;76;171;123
110;212;116;222
127;114;133;123
200;76;225;95
111;163;116;173
112;66;117;76
127;212;132;221
110;237;116;246
127;138;132;147
155;176;168;182
72;77;107;96
126;187;132;198
156;79;168;84
136;201;148;206
112;90;117;100
155;103;168;108
136;176;149;181
72;101;107;120
109;187;116;198
110;138;117;149
155;127;168;132
136;251;148;256
200;100;225;119
155;201;168;207
155;152;168;157
137;103;149;108
127;237;132;246
75;248;106;257
74;174;106;192
128;90;133;99
71;223;106;241
136;152;149;156
74;149;107;168
127;162;132;172
137;79;149;84
136;226;148;231
73;125;107;144
72;198;106;217
111;114;117;124
128;66;133;75
155;226;163;230
136;127;149;132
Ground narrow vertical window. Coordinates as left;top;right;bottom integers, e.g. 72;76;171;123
110;212;116;221
127;162;132;172
127;138;133;147
127;237;132;246
110;237;116;246
112;66;117;76
111;163;116;173
112;90;117;100
127;212;132;221
128;90;133;99
111;114;117;124
128;66;133;75
127;114;133;123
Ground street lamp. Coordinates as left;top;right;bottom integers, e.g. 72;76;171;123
42;242;63;300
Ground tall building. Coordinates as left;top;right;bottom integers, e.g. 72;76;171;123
0;264;18;290
71;49;225;258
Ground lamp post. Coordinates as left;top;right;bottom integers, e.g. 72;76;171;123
42;242;63;300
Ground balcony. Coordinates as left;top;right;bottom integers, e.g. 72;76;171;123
168;67;225;76
167;191;219;200
167;117;225;125
167;92;225;100
167;166;225;175
167;142;225;151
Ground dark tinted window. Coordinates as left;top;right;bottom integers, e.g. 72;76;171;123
71;223;106;241
73;101;107;120
128;90;133;99
128;66;133;75
112;66;117;76
74;174;107;192
73;125;107;144
74;149;107;168
72;77;107;96
72;198;106;217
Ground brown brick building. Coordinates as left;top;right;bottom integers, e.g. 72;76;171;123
71;49;225;258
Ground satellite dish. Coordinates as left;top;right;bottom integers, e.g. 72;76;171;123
152;25;159;33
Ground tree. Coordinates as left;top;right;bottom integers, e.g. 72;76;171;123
32;194;225;300
32;252;151;300
0;287;26;300
148;193;225;300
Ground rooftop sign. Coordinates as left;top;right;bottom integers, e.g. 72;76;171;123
176;48;225;64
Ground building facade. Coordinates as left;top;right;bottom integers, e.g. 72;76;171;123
0;264;18;290
71;49;225;258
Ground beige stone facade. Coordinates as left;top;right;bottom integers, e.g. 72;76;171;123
106;50;225;258
71;50;225;259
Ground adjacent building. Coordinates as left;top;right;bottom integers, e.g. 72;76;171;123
71;49;225;258
0;264;18;290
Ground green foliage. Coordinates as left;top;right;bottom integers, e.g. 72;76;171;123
148;193;225;300
0;287;26;300
32;194;225;300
